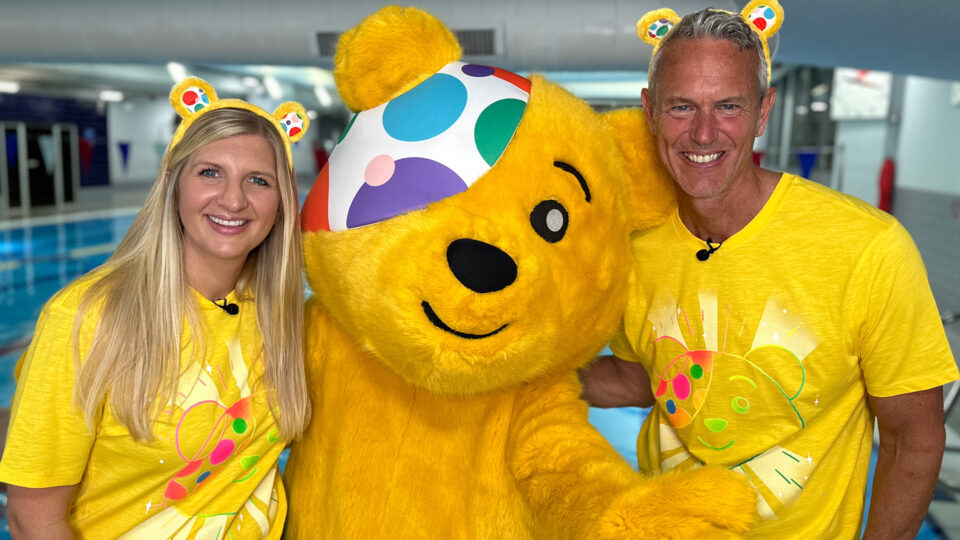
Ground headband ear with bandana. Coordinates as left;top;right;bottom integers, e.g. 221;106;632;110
169;77;310;168
637;0;784;84
301;62;530;232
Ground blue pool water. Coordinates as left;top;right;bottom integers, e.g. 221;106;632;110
0;210;945;538
0;214;136;406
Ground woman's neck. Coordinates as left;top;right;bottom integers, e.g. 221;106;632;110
185;259;244;301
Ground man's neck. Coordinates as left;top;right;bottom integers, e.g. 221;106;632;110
678;168;781;243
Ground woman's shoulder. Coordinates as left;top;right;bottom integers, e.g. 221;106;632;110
45;266;113;315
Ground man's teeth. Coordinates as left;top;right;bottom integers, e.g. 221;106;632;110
209;216;247;227
684;152;722;163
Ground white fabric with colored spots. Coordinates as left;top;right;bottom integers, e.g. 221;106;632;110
316;61;531;231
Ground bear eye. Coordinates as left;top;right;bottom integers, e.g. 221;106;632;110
530;200;568;243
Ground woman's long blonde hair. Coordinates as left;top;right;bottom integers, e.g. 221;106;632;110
73;108;309;441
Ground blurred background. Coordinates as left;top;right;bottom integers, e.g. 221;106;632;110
0;0;958;537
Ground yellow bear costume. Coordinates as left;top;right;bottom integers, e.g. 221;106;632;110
286;6;756;538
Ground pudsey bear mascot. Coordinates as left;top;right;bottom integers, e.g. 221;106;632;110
286;6;756;538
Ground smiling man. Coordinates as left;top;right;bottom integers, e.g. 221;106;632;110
580;4;958;539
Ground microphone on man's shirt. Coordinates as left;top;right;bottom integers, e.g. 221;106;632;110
214;298;239;315
696;237;722;261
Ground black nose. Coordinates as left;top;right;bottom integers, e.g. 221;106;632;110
446;238;517;293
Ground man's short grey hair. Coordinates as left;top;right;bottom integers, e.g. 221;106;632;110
647;9;768;102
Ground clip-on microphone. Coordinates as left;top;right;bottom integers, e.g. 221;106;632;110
696;237;722;261
214;298;239;315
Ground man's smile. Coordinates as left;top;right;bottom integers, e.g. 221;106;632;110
682;151;725;164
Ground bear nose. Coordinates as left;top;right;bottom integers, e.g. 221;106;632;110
446;238;517;293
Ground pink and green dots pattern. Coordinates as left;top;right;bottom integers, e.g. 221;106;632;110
655;348;714;429
301;61;531;232
163;396;256;504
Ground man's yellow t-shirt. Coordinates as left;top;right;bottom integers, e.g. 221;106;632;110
0;271;289;539
611;174;958;538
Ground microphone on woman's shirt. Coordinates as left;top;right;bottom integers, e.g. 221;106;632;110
696;237;722;261
214;298;239;315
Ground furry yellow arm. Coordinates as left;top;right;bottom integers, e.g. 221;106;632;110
508;373;637;538
508;374;757;539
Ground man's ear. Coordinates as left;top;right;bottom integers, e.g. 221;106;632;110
640;88;656;134
756;86;777;137
603;108;676;231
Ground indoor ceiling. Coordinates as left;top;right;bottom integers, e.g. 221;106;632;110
0;0;957;107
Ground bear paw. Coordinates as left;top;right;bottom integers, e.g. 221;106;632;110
591;467;757;539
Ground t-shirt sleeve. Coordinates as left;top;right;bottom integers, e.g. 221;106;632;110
0;297;96;487
856;222;959;397
609;319;641;363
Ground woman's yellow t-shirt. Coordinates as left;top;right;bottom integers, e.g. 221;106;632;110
0;272;288;539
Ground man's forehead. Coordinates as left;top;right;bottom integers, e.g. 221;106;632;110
654;38;761;97
660;37;757;66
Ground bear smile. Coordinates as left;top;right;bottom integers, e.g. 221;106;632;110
421;301;508;340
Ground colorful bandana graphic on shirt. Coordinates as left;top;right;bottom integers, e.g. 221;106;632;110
648;292;819;520
302;61;530;232
128;336;280;537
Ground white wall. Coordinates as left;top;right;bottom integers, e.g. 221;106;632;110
897;76;960;196
831;120;887;205
107;97;174;184
245;92;318;181
107;94;319;185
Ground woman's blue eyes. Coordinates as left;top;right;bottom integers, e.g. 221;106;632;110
198;168;269;186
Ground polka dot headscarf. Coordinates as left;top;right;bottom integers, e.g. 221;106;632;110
302;61;531;232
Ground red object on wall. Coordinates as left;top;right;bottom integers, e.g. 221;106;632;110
312;140;329;171
752;151;765;166
878;158;895;212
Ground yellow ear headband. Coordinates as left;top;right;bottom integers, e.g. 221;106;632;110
636;0;784;84
169;77;310;168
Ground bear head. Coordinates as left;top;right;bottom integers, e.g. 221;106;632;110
300;6;675;396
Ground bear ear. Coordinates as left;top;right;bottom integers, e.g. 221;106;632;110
273;102;310;143
636;9;681;50
741;0;784;40
170;77;218;119
334;6;462;112
603;108;676;231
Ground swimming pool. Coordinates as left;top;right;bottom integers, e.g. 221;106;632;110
0;212;136;406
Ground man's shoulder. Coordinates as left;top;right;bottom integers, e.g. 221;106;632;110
783;173;898;231
627;215;675;252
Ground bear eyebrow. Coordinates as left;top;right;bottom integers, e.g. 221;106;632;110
553;161;591;203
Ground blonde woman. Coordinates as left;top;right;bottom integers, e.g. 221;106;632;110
0;78;311;539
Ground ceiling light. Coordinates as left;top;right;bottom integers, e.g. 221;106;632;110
307;109;318;120
0;80;20;93
314;85;332;107
263;75;282;99
242;76;261;88
810;101;828;112
99;90;124;102
795;105;809;115
166;62;187;83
